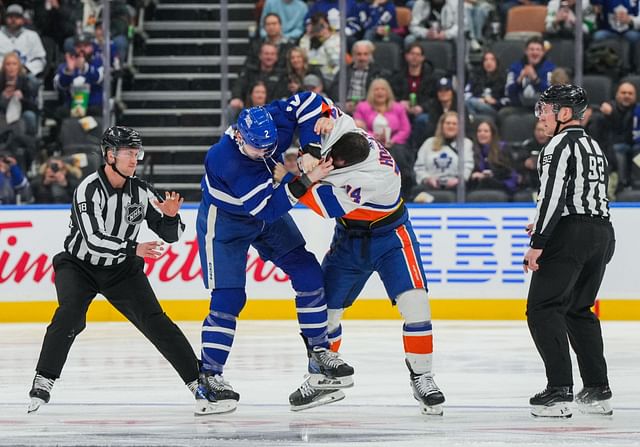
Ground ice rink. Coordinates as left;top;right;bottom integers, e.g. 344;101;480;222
1;320;639;447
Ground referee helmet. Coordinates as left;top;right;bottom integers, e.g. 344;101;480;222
535;84;589;121
101;126;144;160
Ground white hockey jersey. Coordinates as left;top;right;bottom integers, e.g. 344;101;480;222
300;113;402;222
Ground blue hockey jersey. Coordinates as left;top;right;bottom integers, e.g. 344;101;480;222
201;92;332;222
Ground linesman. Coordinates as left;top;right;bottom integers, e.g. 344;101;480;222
523;85;616;418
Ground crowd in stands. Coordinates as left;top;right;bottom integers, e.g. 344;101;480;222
0;0;141;205
240;0;640;203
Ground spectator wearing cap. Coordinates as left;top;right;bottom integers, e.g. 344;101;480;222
424;76;471;140
0;4;47;78
327;40;389;115
53;31;104;119
504;36;555;110
302;73;325;95
285;46;323;95
260;0;308;41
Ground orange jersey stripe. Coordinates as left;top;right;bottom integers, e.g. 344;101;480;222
396;225;425;289
342;207;395;221
403;334;433;355
299;189;324;217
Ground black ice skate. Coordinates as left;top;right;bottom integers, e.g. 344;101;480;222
28;373;55;413
407;361;445;416
289;375;345;411
306;346;355;389
576;385;613;416
194;372;240;415
529;386;573;418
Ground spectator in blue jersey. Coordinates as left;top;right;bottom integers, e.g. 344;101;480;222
360;0;401;45
505;36;556;109
306;0;362;47
54;32;104;118
0;152;31;204
592;0;640;44
196;92;355;413
260;0;308;41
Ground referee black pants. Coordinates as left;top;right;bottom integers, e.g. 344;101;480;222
527;215;615;388
35;252;200;384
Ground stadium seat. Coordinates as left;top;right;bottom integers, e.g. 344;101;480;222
581;75;613;107
419;40;455;72
466;190;509;202
373;41;402;72
499;112;536;144
396;6;411;29
490;40;524;72
615;189;640;202
546;39;575;70
504;5;547;40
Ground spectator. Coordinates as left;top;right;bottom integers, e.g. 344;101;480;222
54;32;104;118
31;156;82;204
550;66;571;85
412;111;474;198
469;120;518;196
360;0;401;45
0;51;38;136
505;36;556;109
353;77;413;198
465;50;506;118
33;0;82;52
328;40;388;114
247;13;294;70
390;42;438;149
230;42;288;109
93;22;122;70
465;0;495;50
285;46;323;95
545;0;597;39
226;81;269;126
424;76;471;139
406;0;459;46
306;0;361;46
519;120;550;192
302;73;325;95
0;4;47;78
592;0;640;44
260;0;308;41
595;81;640;188
0;152;31;204
299;12;341;84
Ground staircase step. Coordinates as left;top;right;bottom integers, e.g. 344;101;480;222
144;20;254;38
134;55;245;66
125;72;237;90
154;3;254;21
145;145;209;153
138;126;220;136
123;108;222;127
139;37;249;56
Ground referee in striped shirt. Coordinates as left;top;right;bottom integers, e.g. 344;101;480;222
523;85;616;418
28;126;213;414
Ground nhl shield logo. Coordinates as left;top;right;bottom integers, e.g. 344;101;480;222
125;203;144;224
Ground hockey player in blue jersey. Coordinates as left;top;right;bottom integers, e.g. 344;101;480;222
195;92;355;414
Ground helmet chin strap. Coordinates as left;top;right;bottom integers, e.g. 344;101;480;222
107;153;130;179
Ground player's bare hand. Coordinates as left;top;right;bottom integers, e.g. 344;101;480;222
137;241;165;259
314;117;334;135
306;157;334;183
273;162;288;183
153;191;183;217
525;223;534;237
523;247;542;273
299;152;320;173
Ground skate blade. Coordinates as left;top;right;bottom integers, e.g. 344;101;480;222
307;374;354;389
290;390;345;412
420;403;443;416
531;403;572;418
194;399;238;416
27;397;46;414
577;400;613;416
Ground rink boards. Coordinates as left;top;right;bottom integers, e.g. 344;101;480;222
1;203;638;322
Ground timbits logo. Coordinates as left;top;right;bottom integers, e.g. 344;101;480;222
125;203;144;224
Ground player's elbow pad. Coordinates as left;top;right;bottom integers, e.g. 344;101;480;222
302;143;322;159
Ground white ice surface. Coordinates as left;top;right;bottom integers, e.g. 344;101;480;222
1;321;639;446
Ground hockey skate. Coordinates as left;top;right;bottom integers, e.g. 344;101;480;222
306;346;355;389
28;373;55;414
407;362;445;416
289;375;346;411
529;386;573;418
194;372;240;415
576;385;613;416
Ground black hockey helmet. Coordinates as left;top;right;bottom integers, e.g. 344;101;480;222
535;84;588;121
100;126;144;160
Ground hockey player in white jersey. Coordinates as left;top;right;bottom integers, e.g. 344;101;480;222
278;111;446;415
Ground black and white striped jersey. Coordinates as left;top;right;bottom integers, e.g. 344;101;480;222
64;167;185;266
531;125;610;249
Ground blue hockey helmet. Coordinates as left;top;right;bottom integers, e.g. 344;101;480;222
237;106;278;157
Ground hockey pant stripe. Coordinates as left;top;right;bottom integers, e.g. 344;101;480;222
201;310;237;373
395;225;425;289
296;288;329;348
